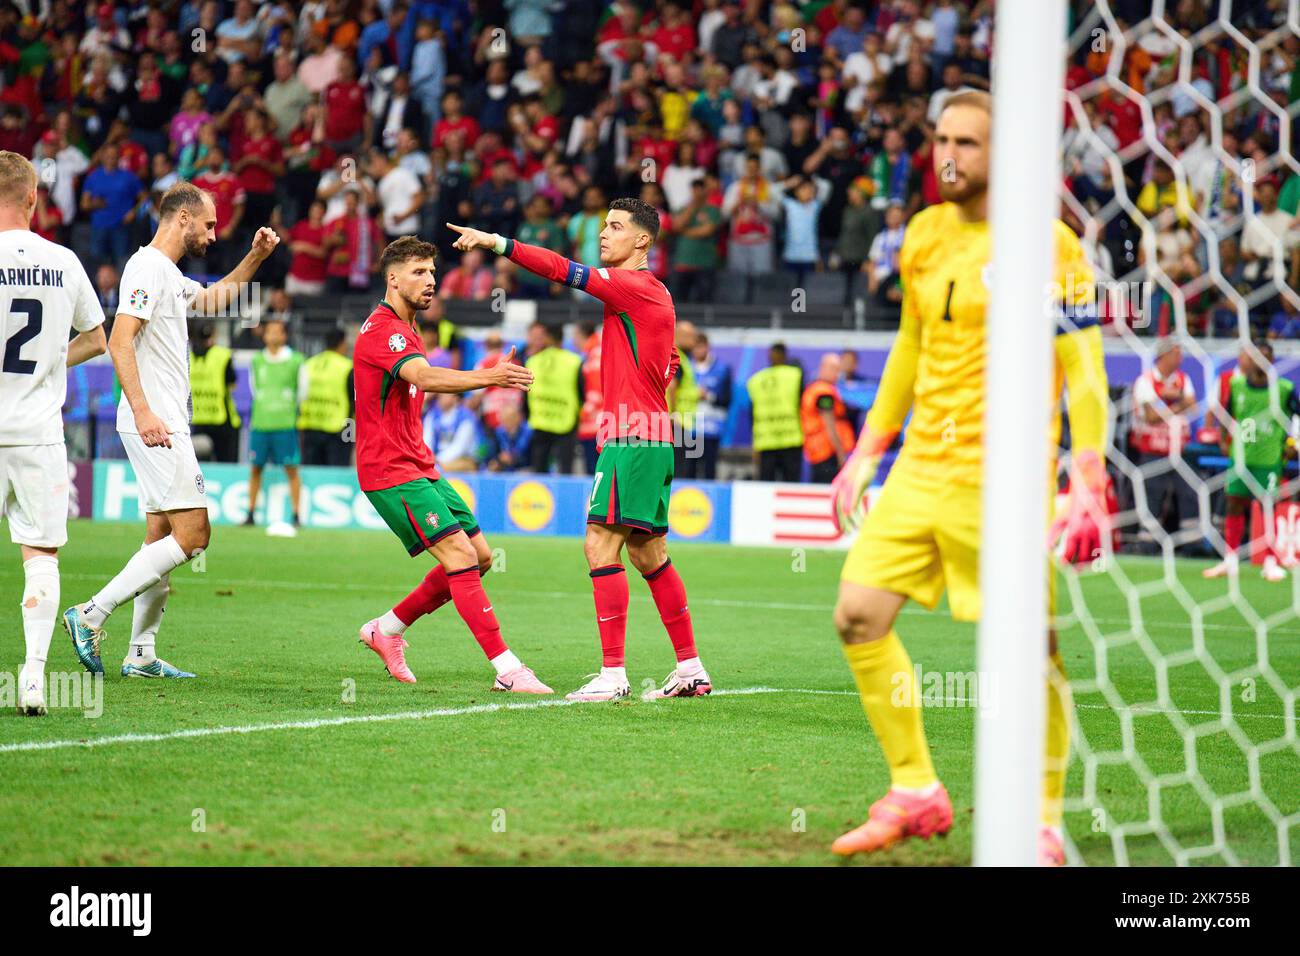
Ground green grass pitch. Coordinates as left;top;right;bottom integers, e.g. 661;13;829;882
1;521;1296;865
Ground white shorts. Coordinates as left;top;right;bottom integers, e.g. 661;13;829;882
121;431;207;513
0;443;70;548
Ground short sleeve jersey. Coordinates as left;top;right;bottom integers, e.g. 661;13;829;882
0;230;103;445
352;300;440;491
115;245;203;435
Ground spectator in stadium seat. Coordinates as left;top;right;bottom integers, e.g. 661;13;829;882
471;158;522;238
870;127;911;210
297;30;343;95
177;121;218;182
525;322;583;475
438;248;494;301
265;52;313;146
368;147;425;241
671;179;723;304
487;405;533;473
801;353;857;484
824;4;870;66
804;125;864;243
662;142;706;213
32;184;64;244
730;125;788;183
780;175;830;290
566;185;606;269
216;0;263;64
465;59;514;137
428;392;481;473
868;202;907;307
234;110;285;230
432;88;480;150
286;200;332;298
472;330;526;433
835;180;880;305
94;264;120;312
325;189;383;293
192;145;247;272
723;153;780;304
410;20;447;130
80;142;144;270
323;57;369;154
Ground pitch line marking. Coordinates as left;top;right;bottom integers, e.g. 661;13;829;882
0;687;1292;756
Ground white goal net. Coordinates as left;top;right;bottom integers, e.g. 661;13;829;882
1052;0;1300;865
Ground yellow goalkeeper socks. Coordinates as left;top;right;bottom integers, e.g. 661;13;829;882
1042;650;1072;828
843;632;937;790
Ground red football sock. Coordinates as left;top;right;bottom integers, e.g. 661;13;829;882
644;559;697;662
393;565;452;626
447;566;507;660
1225;512;1245;553
591;565;628;668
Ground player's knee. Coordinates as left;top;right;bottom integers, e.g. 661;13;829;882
834;599;887;644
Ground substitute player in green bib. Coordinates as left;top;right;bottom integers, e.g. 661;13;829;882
1205;339;1300;582
449;197;715;703
245;318;304;528
352;236;551;693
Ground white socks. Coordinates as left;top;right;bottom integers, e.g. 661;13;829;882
84;536;188;628
21;555;59;670
601;666;627;684
489;649;522;676
378;610;407;636
128;558;170;661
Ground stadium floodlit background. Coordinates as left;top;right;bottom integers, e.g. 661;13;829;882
0;0;1297;867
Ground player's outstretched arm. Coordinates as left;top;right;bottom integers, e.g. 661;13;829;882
66;326;107;367
194;226;281;315
108;314;171;448
448;222;629;307
397;347;534;395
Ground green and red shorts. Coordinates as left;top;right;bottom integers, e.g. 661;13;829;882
587;441;674;535
365;477;480;557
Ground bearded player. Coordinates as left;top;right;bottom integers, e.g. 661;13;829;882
65;183;279;678
448;199;712;702
827;91;1110;865
353;236;552;693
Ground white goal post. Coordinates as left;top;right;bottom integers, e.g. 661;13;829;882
974;0;1070;867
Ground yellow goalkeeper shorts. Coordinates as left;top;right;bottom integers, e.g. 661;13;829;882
842;465;984;621
842;465;1063;623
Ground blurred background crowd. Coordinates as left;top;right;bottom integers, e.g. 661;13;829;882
8;0;1300;480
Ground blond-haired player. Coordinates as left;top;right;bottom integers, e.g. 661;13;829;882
827;91;1110;865
0;151;106;714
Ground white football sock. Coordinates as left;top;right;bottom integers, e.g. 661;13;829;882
21;555;59;669
378;610;407;636
129;553;170;660
489;649;522;676
84;536;188;628
601;666;627;684
676;656;703;674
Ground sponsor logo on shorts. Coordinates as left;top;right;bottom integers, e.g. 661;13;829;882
388;334;407;353
129;289;149;309
195;474;205;495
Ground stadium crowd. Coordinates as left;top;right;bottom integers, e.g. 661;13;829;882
7;0;1300;479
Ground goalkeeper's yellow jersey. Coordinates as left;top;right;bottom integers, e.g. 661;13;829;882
865;201;1108;487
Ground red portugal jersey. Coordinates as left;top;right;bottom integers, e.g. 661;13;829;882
504;239;678;446
353;300;440;491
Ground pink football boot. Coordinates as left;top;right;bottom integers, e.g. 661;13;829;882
831;784;954;856
359;619;416;683
492;665;554;694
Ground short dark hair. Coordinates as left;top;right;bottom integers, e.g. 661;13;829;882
325;327;347;350
159;181;210;221
379;235;437;275
608;196;660;244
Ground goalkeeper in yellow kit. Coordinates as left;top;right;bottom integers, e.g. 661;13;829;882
827;91;1110;865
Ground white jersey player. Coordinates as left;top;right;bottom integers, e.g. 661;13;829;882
63;182;279;679
0;151;107;716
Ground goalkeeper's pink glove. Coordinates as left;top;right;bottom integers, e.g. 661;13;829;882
831;430;896;534
1049;450;1110;568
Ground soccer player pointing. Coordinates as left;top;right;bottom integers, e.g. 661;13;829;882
827;91;1109;864
353;236;552;693
449;199;713;702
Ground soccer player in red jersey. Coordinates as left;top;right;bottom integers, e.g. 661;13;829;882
352;236;552;693
448;198;713;702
